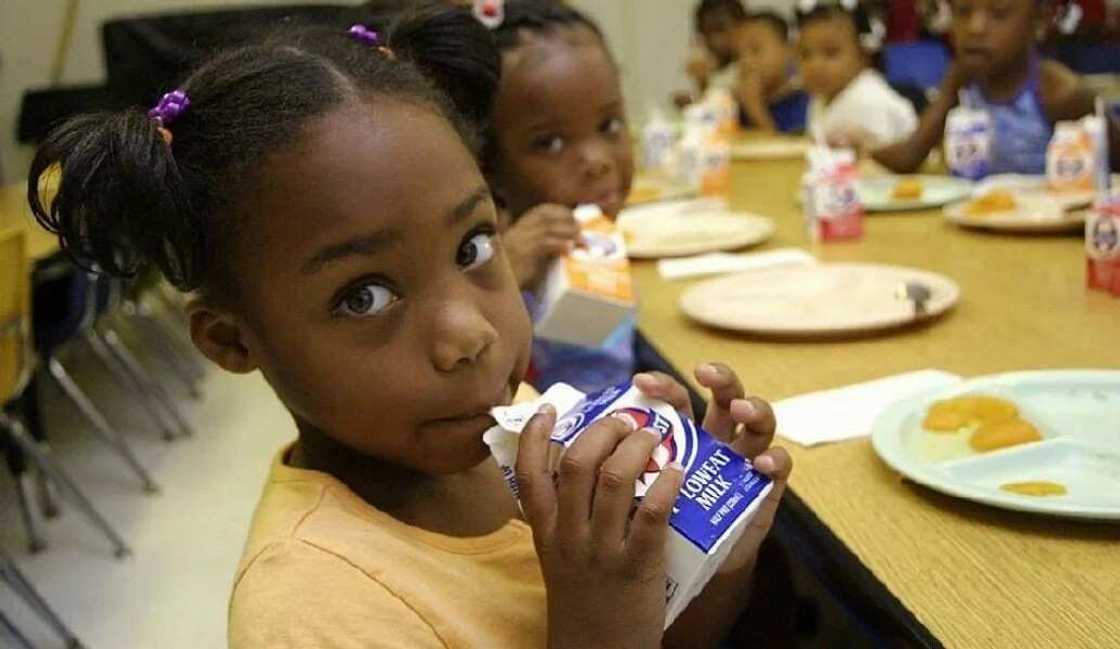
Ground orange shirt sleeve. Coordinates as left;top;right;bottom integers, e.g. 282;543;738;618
230;540;447;649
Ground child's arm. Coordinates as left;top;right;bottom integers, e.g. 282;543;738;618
632;367;791;649
872;63;968;172
1039;60;1120;171
502;204;580;289
736;67;778;132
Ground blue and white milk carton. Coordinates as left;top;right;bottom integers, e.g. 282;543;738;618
944;103;992;180
484;382;773;627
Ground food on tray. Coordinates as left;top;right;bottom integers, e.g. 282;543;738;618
999;481;1068;497
922;394;1042;452
922;395;1019;432
963;189;1017;217
969;417;1043;451
890;178;925;200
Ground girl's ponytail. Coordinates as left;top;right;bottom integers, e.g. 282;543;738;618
28;109;201;290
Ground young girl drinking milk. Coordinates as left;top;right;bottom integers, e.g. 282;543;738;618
29;7;790;648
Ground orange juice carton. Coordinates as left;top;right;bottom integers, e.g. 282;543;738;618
1087;195;1120;296
534;204;635;347
1047;118;1098;192
801;146;863;242
703;86;740;139
483;381;773;628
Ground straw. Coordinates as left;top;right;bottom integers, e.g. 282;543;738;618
1096;97;1111;199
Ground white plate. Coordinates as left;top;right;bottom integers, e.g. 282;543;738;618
626;177;696;206
679;262;959;337
871;370;1120;520
857;175;974;212
943;174;1095;233
618;199;774;259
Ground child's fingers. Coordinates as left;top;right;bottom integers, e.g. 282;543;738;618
542;236;576;256
743;448;792;537
515;405;559;534
590;427;664;547
695;362;744;441
632;372;694;419
752;447;792;481
554;415;637;541
625;461;683;564
728;397;777;459
695;362;743;407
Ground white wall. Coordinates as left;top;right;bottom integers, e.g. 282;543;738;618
0;0;796;183
0;0;343;183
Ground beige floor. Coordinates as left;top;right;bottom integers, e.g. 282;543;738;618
1;325;295;648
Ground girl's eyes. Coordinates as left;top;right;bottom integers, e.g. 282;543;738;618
457;229;497;270
333;282;398;319
601;117;625;136
533;134;565;154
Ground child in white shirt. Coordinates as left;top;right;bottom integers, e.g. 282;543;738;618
796;0;917;149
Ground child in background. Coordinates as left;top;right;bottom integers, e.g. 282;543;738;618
488;1;637;394
677;0;749;105
30;7;791;648
874;0;1112;174
797;0;918;149
735;11;809;133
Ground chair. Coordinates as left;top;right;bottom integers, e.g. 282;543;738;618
883;40;951;95
1;550;86;649
1;227;131;558
31;263;163;491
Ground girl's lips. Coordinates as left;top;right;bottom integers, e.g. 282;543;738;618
585;190;623;216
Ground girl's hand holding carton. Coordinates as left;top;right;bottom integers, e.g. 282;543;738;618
487;363;790;639
503;203;581;288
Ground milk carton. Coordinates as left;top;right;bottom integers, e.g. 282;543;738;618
484;382;773;628
533;205;635;347
802;146;863;242
697;133;731;197
1087;197;1120;295
642;108;677;174
944;104;992;180
1048;119;1096;192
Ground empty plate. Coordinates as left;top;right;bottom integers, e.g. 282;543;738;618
679;262;960;336
618;199;774;259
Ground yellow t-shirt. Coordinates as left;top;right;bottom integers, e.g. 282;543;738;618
228;448;547;648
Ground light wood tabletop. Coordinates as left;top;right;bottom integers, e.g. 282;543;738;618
1;183;60;263
632;154;1120;648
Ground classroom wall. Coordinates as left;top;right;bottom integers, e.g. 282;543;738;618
0;0;794;184
0;0;345;183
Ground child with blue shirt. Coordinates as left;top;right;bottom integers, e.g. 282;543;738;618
874;0;1119;174
736;11;809;133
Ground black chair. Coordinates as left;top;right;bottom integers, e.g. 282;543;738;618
101;4;352;108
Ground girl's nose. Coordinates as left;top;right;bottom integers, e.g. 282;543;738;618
429;297;499;373
581;141;612;180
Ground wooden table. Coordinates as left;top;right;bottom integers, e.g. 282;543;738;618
1;183;60;262
633;155;1120;648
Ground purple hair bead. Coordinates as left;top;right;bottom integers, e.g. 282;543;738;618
148;89;191;127
348;24;380;47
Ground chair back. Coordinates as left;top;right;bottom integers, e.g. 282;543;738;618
0;227;32;403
